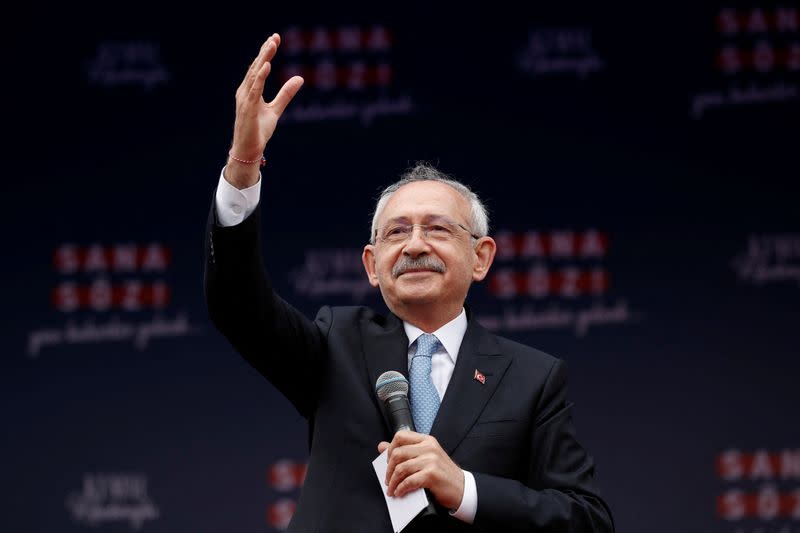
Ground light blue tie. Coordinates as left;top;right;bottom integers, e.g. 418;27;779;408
409;333;441;435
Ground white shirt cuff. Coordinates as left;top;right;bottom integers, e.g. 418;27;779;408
214;167;262;227
449;470;477;524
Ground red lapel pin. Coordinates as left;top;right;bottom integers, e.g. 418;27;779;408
473;369;486;385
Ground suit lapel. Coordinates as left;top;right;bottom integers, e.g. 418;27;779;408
361;312;409;437
430;318;511;455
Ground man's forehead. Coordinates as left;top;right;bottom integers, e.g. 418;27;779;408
380;181;469;220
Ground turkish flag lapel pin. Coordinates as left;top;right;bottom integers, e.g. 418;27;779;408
473;369;486;385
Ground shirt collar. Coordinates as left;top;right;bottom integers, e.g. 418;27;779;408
403;308;467;365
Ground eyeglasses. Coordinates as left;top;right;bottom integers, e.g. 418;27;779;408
376;220;481;244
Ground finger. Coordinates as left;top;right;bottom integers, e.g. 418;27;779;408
387;441;427;465
387;456;427;496
264;32;281;63
393;470;431;498
247;61;272;102
384;442;406;483
243;41;277;97
386;431;429;460
238;36;275;96
248;37;272;72
386;431;427;463
385;442;428;483
268;75;304;116
377;441;390;453
392;430;426;445
385;431;422;464
239;36;276;97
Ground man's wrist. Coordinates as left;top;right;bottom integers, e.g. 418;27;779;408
223;159;261;189
449;470;477;524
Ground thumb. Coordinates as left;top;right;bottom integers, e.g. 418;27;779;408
377;441;390;454
270;75;304;116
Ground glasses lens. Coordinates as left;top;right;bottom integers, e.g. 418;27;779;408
382;224;410;242
426;223;456;240
381;222;466;243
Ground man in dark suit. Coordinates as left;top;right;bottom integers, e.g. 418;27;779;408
205;33;614;532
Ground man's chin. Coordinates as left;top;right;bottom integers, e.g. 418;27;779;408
394;278;441;301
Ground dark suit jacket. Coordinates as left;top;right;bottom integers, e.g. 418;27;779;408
205;203;614;532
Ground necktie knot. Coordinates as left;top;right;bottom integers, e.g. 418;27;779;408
414;333;439;358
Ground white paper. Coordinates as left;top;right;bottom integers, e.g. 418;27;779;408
372;450;430;532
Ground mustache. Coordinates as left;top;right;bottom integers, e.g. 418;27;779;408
392;255;446;278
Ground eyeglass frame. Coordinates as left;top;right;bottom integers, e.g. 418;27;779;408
373;217;482;245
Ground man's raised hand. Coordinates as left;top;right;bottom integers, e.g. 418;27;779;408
225;33;304;189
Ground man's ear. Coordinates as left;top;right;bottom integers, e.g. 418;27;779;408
362;244;380;287
472;236;497;282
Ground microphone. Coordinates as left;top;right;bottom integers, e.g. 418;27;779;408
376;371;415;432
375;371;438;521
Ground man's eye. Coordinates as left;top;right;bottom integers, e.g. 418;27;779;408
386;226;408;236
428;225;451;234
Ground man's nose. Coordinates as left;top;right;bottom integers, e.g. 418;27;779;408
402;226;431;256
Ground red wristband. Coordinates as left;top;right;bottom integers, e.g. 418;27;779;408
229;151;266;167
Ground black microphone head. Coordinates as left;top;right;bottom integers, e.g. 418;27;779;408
375;371;409;402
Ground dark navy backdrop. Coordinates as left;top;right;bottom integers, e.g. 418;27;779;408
5;4;798;532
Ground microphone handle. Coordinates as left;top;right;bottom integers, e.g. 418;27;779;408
385;396;438;521
386;395;414;432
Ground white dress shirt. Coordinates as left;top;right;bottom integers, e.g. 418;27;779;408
402;309;477;523
215;170;478;524
215;169;262;226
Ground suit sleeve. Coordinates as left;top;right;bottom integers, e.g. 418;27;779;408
204;199;331;419
472;360;615;532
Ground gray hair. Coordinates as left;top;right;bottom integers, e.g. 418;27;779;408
369;163;489;244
